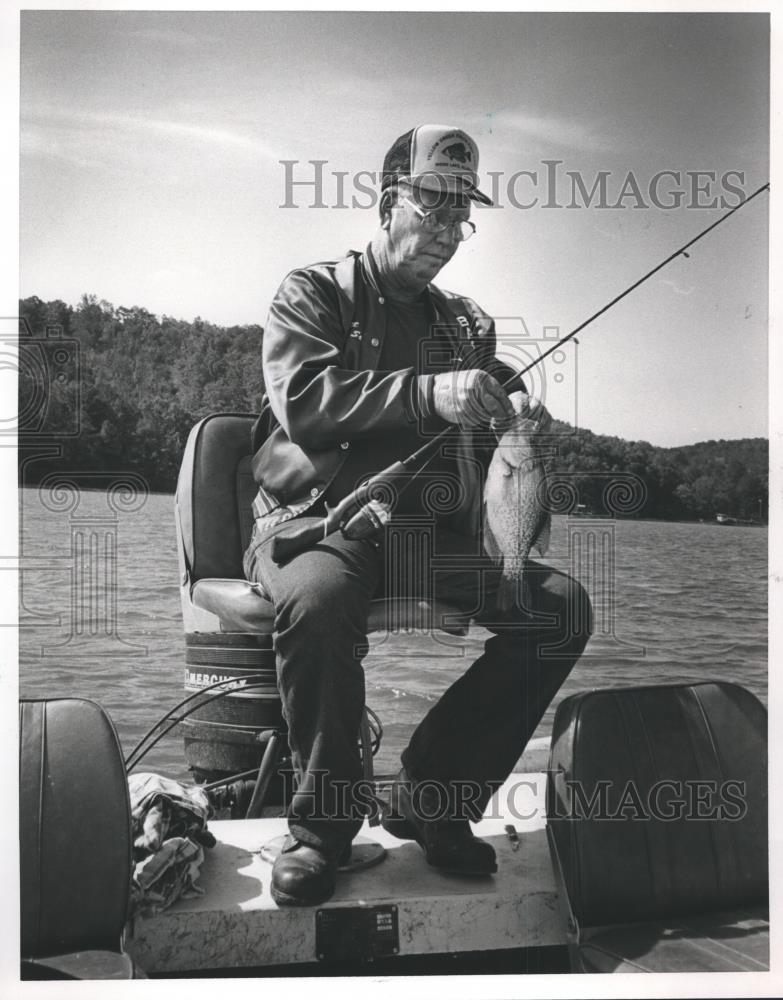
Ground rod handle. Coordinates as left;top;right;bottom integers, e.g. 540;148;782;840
270;520;328;564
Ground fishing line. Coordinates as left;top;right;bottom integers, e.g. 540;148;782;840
511;180;770;383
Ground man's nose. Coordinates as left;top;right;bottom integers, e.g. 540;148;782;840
435;225;460;250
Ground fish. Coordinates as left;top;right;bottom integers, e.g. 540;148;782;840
483;414;551;612
442;141;472;164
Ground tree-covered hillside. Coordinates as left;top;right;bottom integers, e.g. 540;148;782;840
18;295;768;521
546;420;766;521
19;295;265;491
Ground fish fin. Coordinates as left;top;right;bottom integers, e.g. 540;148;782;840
533;511;551;557
482;502;504;564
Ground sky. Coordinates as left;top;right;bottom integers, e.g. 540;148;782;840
18;10;770;447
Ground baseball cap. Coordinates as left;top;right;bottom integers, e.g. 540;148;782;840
382;124;493;207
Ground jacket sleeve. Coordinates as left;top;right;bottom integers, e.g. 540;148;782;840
262;267;429;450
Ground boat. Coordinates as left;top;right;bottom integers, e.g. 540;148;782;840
716;513;763;526
18;413;770;981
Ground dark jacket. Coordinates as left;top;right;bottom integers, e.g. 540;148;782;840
250;248;515;536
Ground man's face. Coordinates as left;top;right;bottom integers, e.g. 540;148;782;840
386;184;472;287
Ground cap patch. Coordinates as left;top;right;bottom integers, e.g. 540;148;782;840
441;142;472;165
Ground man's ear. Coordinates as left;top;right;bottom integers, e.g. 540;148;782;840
379;189;394;228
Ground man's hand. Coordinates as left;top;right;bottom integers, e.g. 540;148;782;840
491;391;552;435
431;370;514;428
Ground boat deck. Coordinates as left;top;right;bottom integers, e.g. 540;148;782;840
124;769;567;976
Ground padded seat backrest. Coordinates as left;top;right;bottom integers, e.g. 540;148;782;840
546;681;767;929
176;413;257;583
19;699;133;959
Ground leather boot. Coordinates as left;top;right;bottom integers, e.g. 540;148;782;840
271;836;350;906
382;768;497;875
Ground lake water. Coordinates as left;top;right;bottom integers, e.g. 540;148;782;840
18;486;767;781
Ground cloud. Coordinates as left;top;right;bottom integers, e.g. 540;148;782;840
22;126;117;173
477;109;616;154
22;107;278;163
121;27;202;48
124;115;269;153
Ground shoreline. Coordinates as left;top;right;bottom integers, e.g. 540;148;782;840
17;485;767;528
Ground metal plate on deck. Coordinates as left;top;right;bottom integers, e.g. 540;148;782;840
316;904;399;962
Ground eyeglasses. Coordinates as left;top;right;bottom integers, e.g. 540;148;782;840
400;196;476;242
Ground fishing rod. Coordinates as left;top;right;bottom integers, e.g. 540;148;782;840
505;179;770;388
271;181;769;565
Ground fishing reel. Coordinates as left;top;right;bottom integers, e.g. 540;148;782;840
340;498;393;541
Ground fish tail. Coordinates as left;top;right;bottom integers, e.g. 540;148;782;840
497;573;518;613
521;576;533;613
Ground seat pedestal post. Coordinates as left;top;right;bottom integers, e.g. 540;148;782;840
245;730;286;818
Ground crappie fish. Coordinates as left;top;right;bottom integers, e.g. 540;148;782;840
483;415;551;612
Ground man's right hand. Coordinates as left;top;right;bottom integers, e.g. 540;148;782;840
430;370;514;428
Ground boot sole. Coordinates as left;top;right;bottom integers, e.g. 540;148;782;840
270;883;335;907
426;858;497;876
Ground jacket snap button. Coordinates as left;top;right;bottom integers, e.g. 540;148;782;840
378;296;385;305
310;487;319;497
340;441;350;450
371;337;380;347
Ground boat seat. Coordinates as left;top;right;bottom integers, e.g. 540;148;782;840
191;578;275;633
546;681;769;973
192;577;469;637
174;412;470;785
176;412;469;637
19;698;143;980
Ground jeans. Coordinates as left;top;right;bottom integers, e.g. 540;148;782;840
243;517;592;857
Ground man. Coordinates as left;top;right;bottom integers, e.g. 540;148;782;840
244;124;592;906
